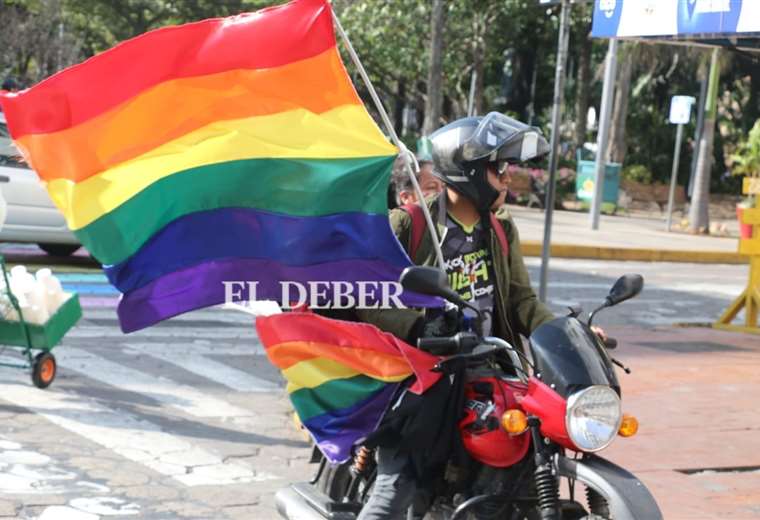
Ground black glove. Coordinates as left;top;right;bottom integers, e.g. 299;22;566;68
422;305;460;337
408;304;461;345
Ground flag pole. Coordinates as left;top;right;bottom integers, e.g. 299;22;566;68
332;11;445;270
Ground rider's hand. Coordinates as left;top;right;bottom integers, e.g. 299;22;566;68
590;325;607;342
422;303;460;338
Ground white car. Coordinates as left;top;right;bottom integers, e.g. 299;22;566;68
0;112;80;256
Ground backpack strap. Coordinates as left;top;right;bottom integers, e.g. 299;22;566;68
400;204;509;260
489;213;510;257
399;203;427;260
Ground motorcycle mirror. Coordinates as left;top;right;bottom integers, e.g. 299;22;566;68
400;266;466;307
605;274;644;306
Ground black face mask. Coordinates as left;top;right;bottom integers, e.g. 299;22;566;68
444;160;500;214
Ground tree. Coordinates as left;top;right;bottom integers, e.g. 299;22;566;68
572;2;593;153
0;0;81;86
606;42;635;164
332;0;430;138
422;0;445;135
689;47;721;234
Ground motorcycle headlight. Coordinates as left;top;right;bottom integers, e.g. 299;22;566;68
565;386;622;452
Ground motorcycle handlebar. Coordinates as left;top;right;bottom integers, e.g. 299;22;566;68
417;332;479;355
417;337;457;355
424;335;528;384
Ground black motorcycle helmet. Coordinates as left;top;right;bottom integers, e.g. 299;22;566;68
429;112;550;212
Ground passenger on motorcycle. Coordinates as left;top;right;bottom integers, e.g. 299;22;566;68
356;112;566;520
390;137;444;207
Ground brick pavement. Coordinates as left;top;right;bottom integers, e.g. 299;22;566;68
603;325;760;519
261;325;760;519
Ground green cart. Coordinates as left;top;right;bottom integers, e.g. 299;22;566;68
0;255;82;388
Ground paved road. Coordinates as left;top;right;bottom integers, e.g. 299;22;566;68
0;257;750;518
526;257;748;326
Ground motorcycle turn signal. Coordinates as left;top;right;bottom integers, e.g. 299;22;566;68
618;413;639;437
501;409;528;435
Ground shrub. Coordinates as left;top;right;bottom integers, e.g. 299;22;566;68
621;164;653;184
730;119;760;178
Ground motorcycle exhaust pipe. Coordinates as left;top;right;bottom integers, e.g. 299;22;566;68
275;486;328;520
275;483;357;520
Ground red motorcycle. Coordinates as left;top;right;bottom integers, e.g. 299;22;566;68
276;267;662;520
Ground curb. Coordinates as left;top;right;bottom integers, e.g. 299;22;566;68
521;242;747;264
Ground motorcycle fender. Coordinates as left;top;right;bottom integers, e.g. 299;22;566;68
557;454;663;520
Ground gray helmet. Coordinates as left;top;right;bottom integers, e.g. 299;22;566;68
430;112;550;211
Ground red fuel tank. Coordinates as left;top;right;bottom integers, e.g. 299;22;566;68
459;377;530;468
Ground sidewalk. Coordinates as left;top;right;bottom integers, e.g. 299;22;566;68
509;205;747;264
605;324;760;519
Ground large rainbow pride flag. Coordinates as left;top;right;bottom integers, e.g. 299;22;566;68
257;312;441;463
0;0;426;332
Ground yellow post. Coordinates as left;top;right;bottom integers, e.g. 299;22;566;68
715;177;760;333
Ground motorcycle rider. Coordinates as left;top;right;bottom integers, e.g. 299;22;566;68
355;112;557;520
359;112;559;353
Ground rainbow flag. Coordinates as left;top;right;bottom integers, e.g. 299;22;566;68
257;312;441;463
0;0;425;332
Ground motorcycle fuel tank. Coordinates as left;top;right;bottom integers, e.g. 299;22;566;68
528;317;619;398
459;376;530;467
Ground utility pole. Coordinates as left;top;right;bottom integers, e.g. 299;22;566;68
589;38;618;230
538;0;571;302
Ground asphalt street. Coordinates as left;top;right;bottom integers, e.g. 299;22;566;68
0;253;750;519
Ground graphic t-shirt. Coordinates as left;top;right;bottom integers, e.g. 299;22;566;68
441;215;494;336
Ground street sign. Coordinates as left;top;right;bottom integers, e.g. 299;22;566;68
665;95;695;230
669;95;696;125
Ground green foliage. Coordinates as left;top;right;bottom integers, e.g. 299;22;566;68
62;0;273;56
621;164;653;184
0;0;81;84
2;0;760;204
729;118;760;178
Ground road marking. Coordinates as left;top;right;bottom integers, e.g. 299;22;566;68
123;343;279;393
80;306;255;325
79;296;119;308
61;283;119;295
57;347;263;418
38;506;100;520
66;326;258;341
54;273;110;282
0;375;272;487
0;441;78;494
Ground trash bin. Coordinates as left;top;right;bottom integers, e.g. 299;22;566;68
575;150;620;206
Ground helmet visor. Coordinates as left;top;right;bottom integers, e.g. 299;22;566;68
461;112;549;163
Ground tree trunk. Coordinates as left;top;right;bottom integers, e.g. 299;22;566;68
746;61;760;134
689;48;721;234
423;0;446;135
606;43;634;164
574;22;592;153
394;78;406;137
469;11;486;116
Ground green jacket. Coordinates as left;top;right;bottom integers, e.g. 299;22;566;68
357;196;554;349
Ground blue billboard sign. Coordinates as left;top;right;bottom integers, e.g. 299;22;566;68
592;0;760;39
